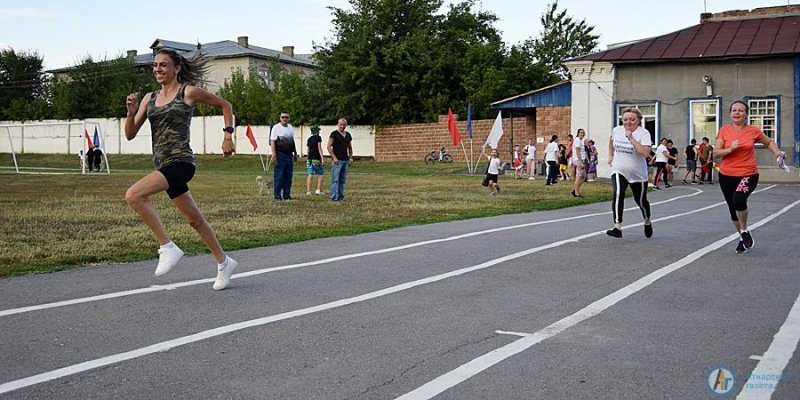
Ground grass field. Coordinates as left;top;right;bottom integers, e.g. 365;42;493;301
0;153;613;277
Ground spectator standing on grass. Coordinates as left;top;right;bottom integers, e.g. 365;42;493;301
682;138;698;184
524;139;537;180
86;146;103;172
571;129;586;198
327;118;353;201
124;48;238;290
306;125;325;195
558;144;569;181
271;110;298;200
513;145;524;179
586;140;598;182
545;135;559;185
566;133;575;180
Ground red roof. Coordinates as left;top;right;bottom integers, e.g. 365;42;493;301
573;15;800;62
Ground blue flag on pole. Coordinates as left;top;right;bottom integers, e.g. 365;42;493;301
93;127;100;148
466;101;473;139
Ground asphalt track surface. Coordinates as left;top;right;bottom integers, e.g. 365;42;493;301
1;184;799;399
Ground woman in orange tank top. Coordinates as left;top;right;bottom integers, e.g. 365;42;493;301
714;100;784;254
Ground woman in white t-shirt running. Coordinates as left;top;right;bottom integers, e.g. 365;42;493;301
606;109;654;239
484;147;502;195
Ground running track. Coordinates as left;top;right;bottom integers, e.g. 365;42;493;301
1;185;799;399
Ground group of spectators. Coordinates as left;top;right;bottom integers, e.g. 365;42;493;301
648;136;715;190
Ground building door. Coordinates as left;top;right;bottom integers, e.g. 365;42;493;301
689;99;720;143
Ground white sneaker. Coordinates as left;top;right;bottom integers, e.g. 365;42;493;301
212;257;238;291
306;191;313;195
315;189;324;195
155;245;184;276
528;177;535;180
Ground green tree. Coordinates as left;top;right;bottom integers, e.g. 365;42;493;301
0;49;50;121
313;0;557;125
214;67;273;125
523;1;599;79
51;56;156;119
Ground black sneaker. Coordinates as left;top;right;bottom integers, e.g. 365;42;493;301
653;186;662;191
741;230;754;250
644;223;653;238
736;241;747;254
606;228;622;238
698;182;704;185
681;180;688;185
665;184;673;188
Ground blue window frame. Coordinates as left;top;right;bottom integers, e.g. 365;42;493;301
744;96;780;146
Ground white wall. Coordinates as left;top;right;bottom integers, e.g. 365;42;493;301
1;117;376;157
566;61;616;178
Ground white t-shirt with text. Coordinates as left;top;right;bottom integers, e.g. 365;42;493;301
610;126;652;182
524;145;536;160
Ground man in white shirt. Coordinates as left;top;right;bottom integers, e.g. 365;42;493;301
572;130;587;197
270;110;297;200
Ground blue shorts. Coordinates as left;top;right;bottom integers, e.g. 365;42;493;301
306;160;324;175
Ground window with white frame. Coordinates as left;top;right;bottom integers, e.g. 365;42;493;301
618;103;658;144
747;98;777;140
690;99;719;143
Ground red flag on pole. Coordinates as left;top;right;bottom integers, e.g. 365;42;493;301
84;130;94;150
447;108;461;146
245;125;258;150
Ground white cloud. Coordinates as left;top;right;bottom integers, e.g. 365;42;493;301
0;7;45;18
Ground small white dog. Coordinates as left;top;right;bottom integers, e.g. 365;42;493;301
256;176;273;196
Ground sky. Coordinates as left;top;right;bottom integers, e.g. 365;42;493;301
0;0;795;70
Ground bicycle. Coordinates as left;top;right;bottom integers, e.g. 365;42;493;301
423;147;453;164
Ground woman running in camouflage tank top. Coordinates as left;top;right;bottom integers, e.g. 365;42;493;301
124;48;239;291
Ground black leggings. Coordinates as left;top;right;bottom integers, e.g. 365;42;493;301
611;174;651;224
718;173;759;221
653;162;668;186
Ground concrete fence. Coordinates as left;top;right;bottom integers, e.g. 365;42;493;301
0;116;376;158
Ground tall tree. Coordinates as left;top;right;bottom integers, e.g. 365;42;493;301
313;0;557;125
0;49;49;121
524;1;599;79
50;56;156;120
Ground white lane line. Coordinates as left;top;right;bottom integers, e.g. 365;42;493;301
0;188;710;318
0;188;730;395
737;292;800;400
396;198;800;400
495;330;532;337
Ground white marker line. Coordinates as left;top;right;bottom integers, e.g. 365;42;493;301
495;330;532;338
748;355;763;361
737;292;800;400
0;188;740;395
396;198;800;400
0;188;712;318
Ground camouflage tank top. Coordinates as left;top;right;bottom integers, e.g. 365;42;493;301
147;84;195;169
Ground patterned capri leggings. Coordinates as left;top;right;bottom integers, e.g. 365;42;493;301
718;173;759;221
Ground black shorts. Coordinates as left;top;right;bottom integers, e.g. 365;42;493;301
486;173;499;183
159;162;196;199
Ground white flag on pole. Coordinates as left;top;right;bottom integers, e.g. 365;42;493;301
483;111;504;149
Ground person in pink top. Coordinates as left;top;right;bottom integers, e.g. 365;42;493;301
714;100;785;254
